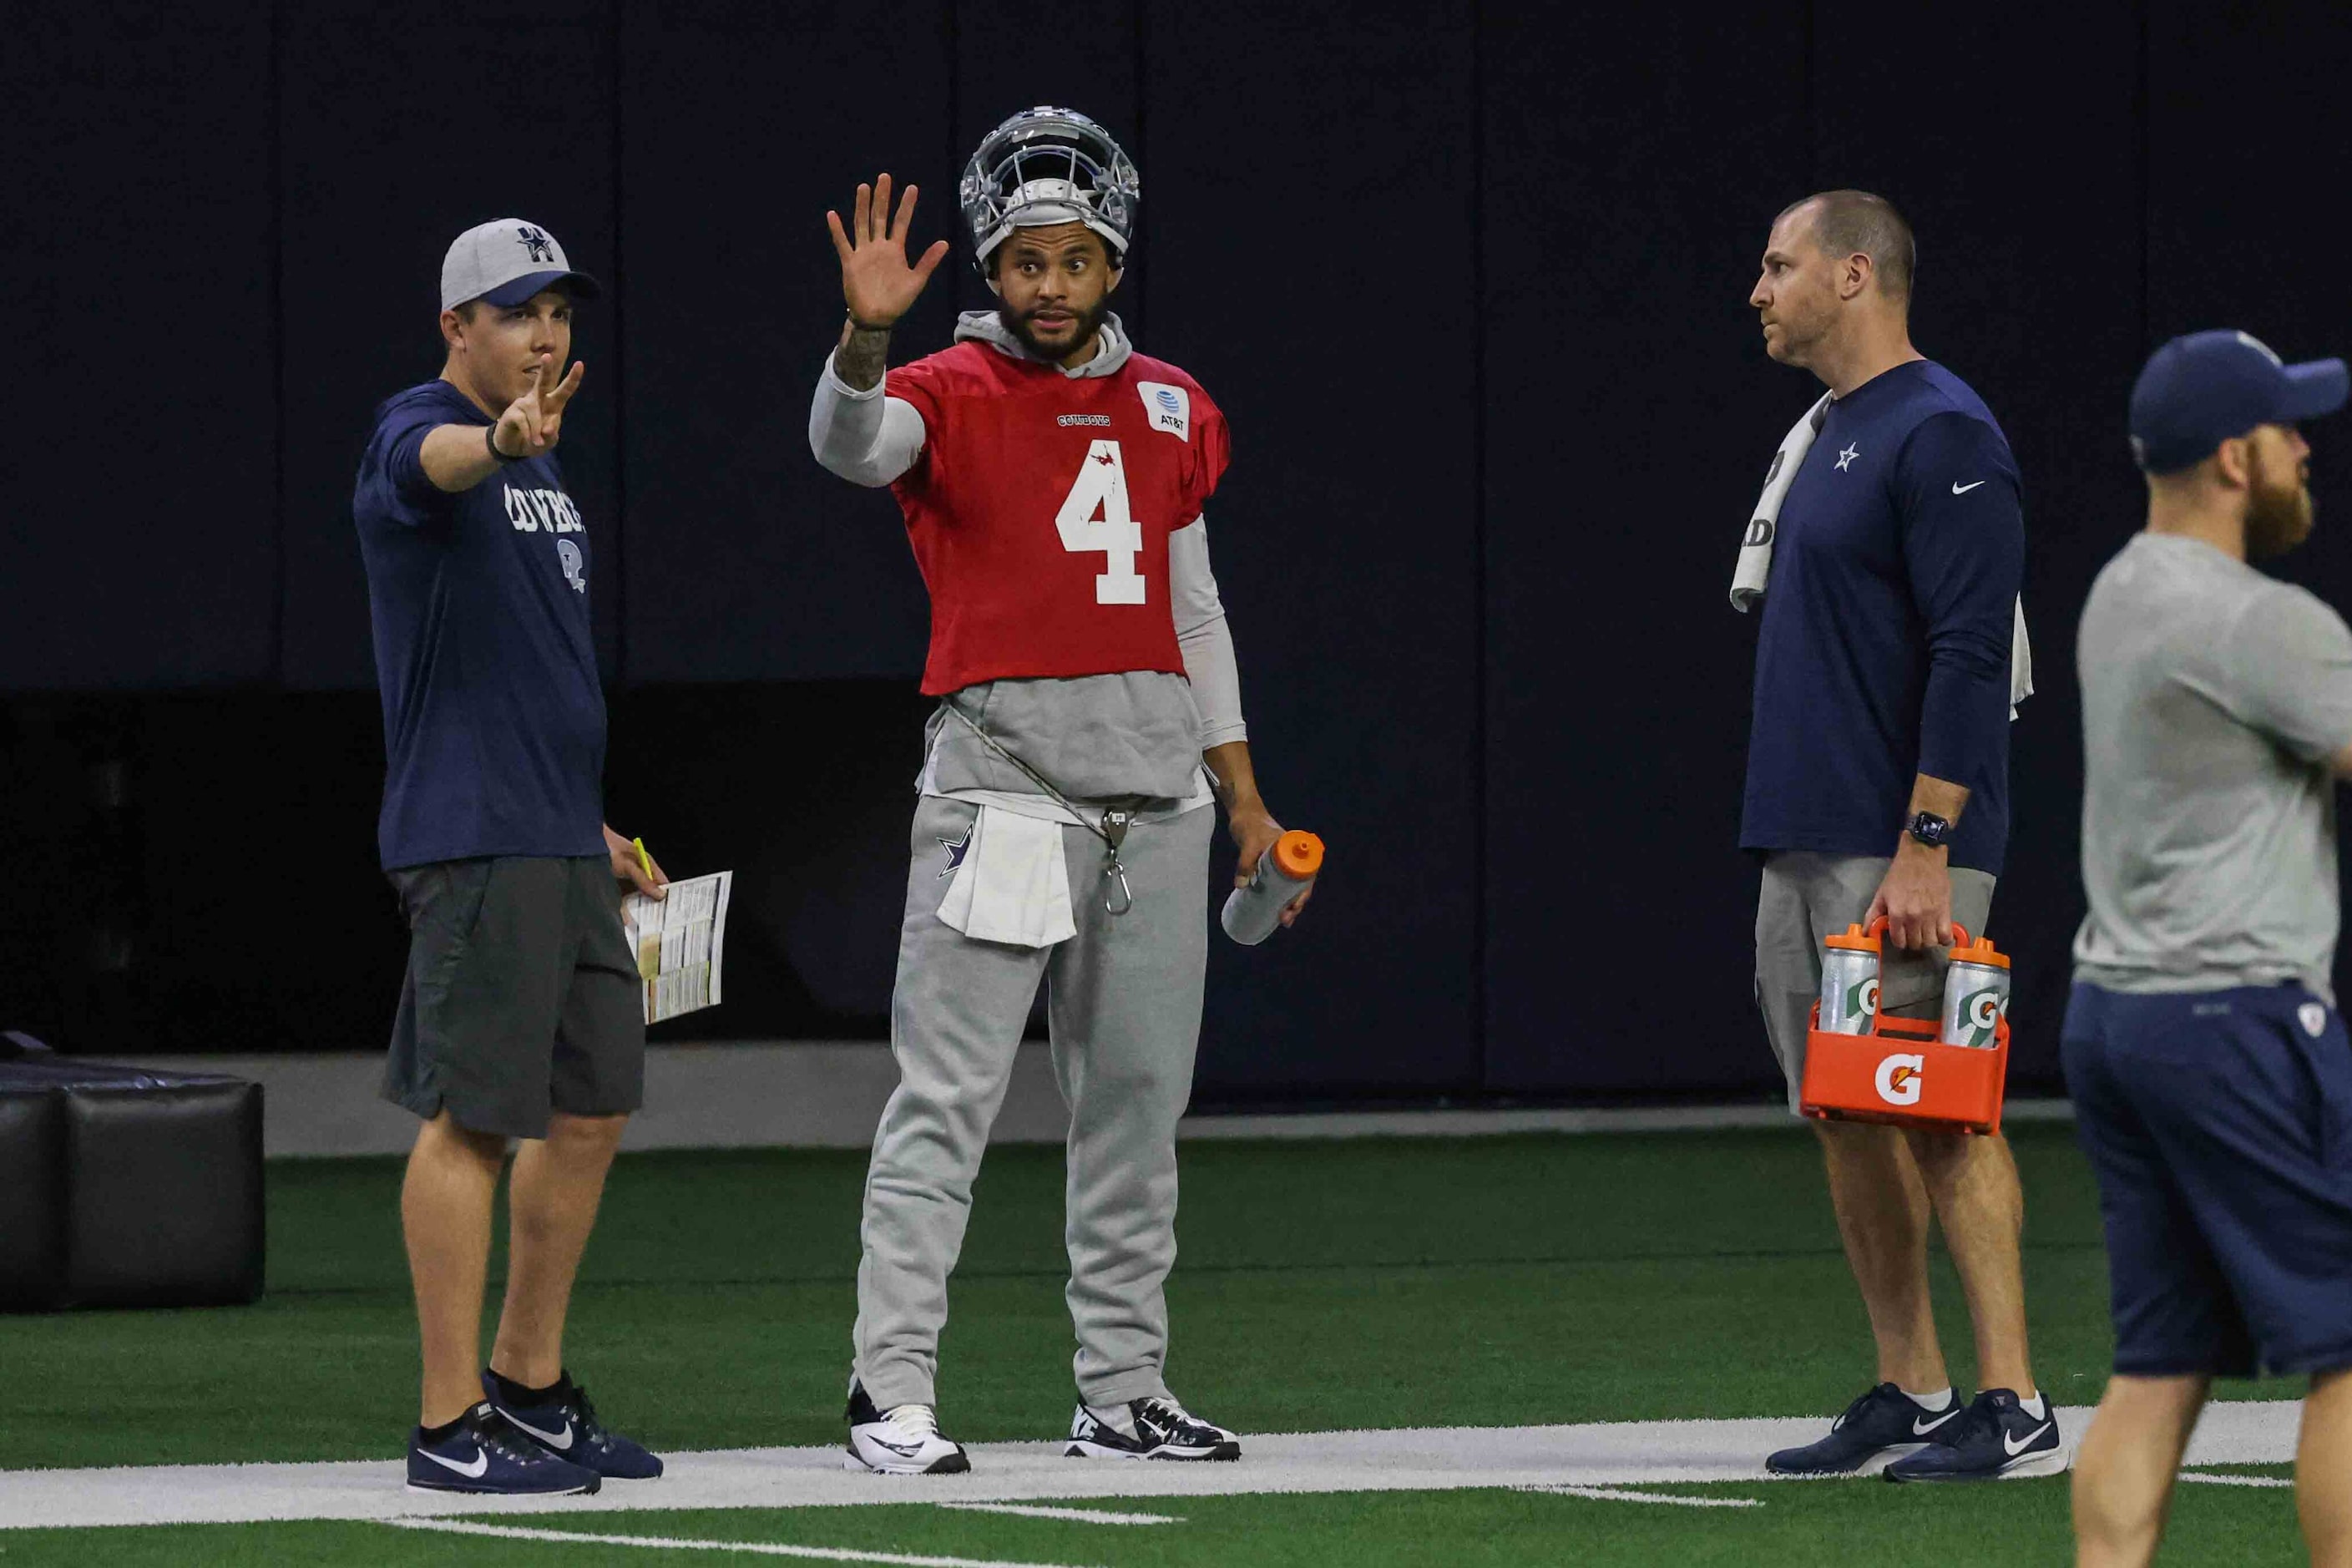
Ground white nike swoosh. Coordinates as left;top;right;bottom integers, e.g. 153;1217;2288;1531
418;1445;490;1479
2004;1420;2054;1457
1952;480;1988;494
502;1413;574;1450
1913;1409;1960;1435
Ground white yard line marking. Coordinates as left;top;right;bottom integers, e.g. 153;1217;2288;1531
934;1502;1181;1525
0;1401;2299;1532
2180;1474;2293;1490
1526;1484;1761;1509
383;1518;1097;1566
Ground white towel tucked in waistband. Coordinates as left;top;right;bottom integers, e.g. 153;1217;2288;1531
935;805;1076;948
1730;392;2035;719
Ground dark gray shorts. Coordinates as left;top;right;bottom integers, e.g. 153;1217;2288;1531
1754;852;1998;1118
383;855;645;1139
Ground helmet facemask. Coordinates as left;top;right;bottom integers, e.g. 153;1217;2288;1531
960;106;1140;280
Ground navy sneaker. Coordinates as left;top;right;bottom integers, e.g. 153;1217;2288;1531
1765;1383;1962;1475
482;1370;664;1480
1065;1395;1241;1461
1885;1388;2066;1482
407;1401;601;1495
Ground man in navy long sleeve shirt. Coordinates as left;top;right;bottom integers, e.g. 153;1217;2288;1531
1743;192;2056;1483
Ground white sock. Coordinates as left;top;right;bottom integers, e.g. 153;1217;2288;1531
2017;1391;2046;1420
1902;1386;1954;1411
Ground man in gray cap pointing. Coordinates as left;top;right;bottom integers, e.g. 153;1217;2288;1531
354;218;666;1495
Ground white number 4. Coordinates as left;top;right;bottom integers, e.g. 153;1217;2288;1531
1055;439;1146;604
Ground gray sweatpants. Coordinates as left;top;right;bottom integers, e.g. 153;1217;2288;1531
1755;852;1998;1118
852;794;1213;1409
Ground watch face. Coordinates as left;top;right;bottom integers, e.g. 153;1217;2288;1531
1910;813;1949;845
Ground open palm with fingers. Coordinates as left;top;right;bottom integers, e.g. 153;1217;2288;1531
494;359;585;458
827;173;950;328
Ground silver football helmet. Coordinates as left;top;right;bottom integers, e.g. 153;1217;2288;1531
959;106;1140;275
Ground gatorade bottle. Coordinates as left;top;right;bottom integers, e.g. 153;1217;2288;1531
1940;933;2011;1049
1817;923;1883;1035
1222;831;1324;946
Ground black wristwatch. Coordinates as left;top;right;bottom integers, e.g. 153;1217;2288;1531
1905;811;1953;851
484;425;524;464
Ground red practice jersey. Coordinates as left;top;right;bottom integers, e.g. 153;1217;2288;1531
886;341;1231;695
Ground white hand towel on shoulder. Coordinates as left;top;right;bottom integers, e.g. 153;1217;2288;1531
935;805;1077;948
1730;393;2035;717
1730;392;1831;611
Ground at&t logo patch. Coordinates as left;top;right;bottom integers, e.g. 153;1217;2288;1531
1136;380;1190;442
1874;1053;1925;1107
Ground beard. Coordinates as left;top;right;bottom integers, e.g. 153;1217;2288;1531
1000;295;1109;363
2246;465;2315;560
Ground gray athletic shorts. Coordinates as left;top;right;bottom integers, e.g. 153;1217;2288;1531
1754;851;1998;1118
382;855;645;1139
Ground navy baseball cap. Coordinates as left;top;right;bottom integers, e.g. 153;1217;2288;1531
439;219;602;311
2129;329;2347;473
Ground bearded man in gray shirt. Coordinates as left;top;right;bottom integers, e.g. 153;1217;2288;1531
2066;329;2352;1568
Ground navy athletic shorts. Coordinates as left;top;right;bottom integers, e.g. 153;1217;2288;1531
2063;979;2352;1378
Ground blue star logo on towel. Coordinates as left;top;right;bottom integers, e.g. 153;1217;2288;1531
937;824;974;879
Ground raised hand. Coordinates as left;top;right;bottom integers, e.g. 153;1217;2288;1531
827;173;950;328
493;359;584;458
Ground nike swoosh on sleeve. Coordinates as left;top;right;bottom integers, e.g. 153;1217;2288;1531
1951;480;1988;494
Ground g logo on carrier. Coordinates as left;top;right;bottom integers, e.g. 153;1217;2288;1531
1874;1053;1925;1107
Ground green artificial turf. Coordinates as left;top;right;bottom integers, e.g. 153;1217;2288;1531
2;1124;2321;1565
0;1124;2290;1472
0;1482;2312;1568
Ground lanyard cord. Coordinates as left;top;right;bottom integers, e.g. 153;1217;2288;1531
941;699;1135;915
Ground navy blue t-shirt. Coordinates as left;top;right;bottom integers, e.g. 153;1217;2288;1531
1742;361;2024;874
353;380;607;870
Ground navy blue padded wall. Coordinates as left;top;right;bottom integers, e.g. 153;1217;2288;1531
1480;7;1808;1095
1146;0;1480;1095
276;0;620;694
615;1;948;685
1;8;276;689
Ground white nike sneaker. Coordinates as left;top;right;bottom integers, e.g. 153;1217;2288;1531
844;1379;971;1474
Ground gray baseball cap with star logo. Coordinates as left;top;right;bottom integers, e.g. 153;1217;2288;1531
439;219;603;311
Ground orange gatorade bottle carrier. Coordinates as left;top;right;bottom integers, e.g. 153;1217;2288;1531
1798;918;2013;1136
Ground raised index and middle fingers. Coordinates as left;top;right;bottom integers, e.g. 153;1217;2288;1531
543;359;584;410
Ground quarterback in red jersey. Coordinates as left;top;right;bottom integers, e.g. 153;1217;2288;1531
809;107;1307;1474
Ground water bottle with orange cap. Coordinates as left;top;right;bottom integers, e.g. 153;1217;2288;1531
1818;923;1884;1035
1222;831;1324;946
1940;933;2011;1049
